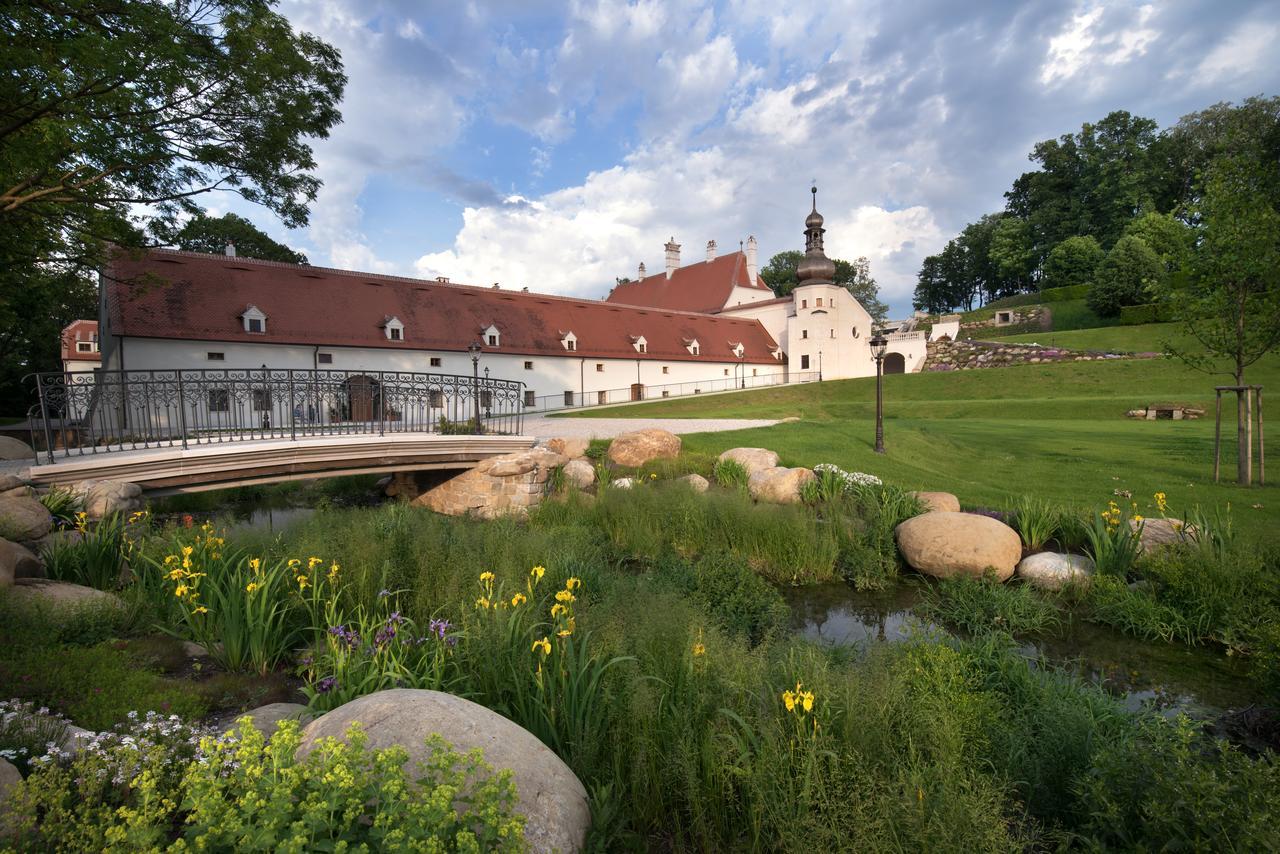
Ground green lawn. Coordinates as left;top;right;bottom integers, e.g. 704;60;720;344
566;323;1279;538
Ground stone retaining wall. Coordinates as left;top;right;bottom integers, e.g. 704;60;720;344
923;338;1134;372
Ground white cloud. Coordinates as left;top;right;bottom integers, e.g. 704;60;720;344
1041;4;1158;88
1193;20;1279;85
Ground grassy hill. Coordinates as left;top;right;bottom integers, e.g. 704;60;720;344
563;322;1278;538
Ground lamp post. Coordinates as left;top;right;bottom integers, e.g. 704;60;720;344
818;349;823;382
869;332;888;454
483;367;492;419
468;341;482;432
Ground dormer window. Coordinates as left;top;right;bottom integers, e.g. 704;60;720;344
561;331;577;351
684;338;700;356
631;335;648;354
772;347;783;360
731;342;745;358
241;305;267;334
482;324;501;347
383;316;405;341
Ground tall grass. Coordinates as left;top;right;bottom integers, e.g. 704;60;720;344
919;575;1062;636
1006;494;1059;551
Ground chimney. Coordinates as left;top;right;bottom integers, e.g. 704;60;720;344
664;237;681;279
638;261;646;280
225;242;236;258
745;235;758;285
706;239;717;262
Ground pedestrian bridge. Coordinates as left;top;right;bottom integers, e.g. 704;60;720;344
27;433;538;494
26;366;532;493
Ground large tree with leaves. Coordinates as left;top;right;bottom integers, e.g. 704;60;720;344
759;251;888;322
0;1;343;409
175;212;308;263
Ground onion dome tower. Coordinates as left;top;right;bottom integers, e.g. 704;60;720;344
795;185;836;286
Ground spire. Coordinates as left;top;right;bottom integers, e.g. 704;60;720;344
796;185;835;286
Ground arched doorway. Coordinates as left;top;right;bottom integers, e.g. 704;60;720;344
883;352;906;374
343;375;382;421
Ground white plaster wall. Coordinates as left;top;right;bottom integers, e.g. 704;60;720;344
63;359;101;373
787;284;877;379
108;336;788;413
717;301;792;353
930;319;960;341
722;285;777;309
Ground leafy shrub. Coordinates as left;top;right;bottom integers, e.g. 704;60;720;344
0;699;70;775
919;575;1061;636
692;551;790;646
8;718;526;853
584;438;610;462
1043;236;1104;291
437;415;483;435
7;710;211;850
711;457;749;490
1073;715;1280;851
1087;234;1163;317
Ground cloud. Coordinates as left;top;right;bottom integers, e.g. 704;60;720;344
247;0;1280;317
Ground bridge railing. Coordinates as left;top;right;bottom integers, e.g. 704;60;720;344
31;368;525;464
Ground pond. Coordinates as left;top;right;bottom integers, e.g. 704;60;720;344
785;581;1259;720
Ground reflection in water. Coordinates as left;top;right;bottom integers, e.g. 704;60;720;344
786;582;1257;719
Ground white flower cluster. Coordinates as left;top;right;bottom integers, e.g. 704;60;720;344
1;699;71;767
813;464;882;492
30;709;217;782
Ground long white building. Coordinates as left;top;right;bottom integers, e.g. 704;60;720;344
86;194;929;421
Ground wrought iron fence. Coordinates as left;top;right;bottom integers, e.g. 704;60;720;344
524;370;818;413
31;368;525;463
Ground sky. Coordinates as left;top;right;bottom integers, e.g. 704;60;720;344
213;0;1280;317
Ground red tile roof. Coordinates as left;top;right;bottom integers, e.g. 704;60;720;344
105;249;783;365
604;251;774;313
61;319;101;362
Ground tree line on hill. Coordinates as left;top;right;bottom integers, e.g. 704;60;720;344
912;97;1280;323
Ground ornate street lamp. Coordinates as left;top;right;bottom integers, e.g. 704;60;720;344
818;349;823;382
468;341;482;432
869;332;888;454
483;367;492;418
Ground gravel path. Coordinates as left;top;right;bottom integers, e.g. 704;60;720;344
521;414;779;440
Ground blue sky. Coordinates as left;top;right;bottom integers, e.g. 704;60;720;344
210;0;1280;316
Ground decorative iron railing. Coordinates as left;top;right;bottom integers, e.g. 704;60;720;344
30;368;525;463
523;370;819;413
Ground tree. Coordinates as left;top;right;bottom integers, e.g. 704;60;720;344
0;267;97;415
1042;236;1104;291
760;251;888;322
913;255;949;313
174;212;307;263
989;216;1036;293
1;1;345;271
1087;235;1162;317
1123;212;1191;275
1161;155;1280;483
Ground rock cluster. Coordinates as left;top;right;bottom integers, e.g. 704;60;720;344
299;688;590;853
0;495;52;543
1017;552;1094;590
413;447;568;519
717;447;779;477
69;480;144;519
909;490;960;513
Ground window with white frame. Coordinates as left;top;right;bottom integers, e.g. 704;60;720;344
631;335;647;354
241;305;267;334
684;338;700;356
561;331;577;351
430;357;441;367
76;342;93;353
383;316;405;341
482;324;501;347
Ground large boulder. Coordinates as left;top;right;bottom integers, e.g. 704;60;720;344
909;491;961;513
679;473;709;493
717;447;779;477
0;756;21;834
1132;517;1192;552
561;458;595;490
747;466;815;505
70;480;143;520
894;511;1022;581
0;474;27;492
0;496;52;543
542;437;590;459
606;429;680;468
0;437;34;461
0;539;43;586
6;578;127;615
298;689;590;854
1017;552;1094;590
